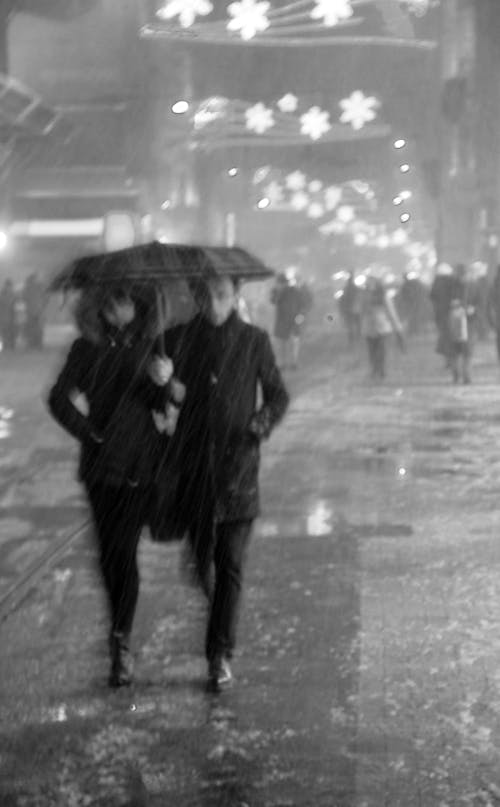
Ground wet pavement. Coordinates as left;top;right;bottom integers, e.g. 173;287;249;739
3;329;500;805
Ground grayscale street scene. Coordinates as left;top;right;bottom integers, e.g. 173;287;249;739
1;1;500;805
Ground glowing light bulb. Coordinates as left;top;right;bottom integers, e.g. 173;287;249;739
171;100;189;114
400;212;411;223
257;197;270;209
394;139;406;149
400;164;410;173
228;167;238;177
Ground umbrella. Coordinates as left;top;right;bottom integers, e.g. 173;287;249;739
49;241;274;292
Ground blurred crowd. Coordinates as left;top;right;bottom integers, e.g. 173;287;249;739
335;260;500;384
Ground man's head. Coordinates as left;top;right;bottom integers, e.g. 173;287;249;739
191;275;240;327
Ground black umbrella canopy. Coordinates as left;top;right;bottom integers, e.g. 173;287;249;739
50;242;274;292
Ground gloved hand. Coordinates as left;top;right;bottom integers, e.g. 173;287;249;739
149;356;174;386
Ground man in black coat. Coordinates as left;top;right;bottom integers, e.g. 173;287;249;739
154;275;289;691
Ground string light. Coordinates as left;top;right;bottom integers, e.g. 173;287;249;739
171;100;190;114
394;138;406;149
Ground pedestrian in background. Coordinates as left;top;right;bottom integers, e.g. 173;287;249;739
156;275;289;692
270;270;306;370
48;286;181;688
23;272;46;349
0;278;17;351
447;263;479;384
430;263;455;367
338;272;362;345
360;276;405;381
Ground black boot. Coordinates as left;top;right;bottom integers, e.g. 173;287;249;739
108;631;133;688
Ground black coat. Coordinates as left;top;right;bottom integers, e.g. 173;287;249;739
48;326;168;489
161;311;289;524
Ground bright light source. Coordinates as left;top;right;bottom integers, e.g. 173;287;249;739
171;100;189;114
400;190;412;200
400;212;411;223
377;235;390;249
161;200;171;210
228;167;238;177
354;275;366;287
398;467;407;477
0;231;7;250
393;196;403;206
257;197;270;209
394;139;406;149
400;164;410;173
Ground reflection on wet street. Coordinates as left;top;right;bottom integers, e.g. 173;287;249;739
3;334;500;805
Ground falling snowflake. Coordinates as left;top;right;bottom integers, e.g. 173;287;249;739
263;181;284;205
277;94;298;113
324;185;342;210
311;0;354;27
399;0;439;17
337;205;355;223
290;191;309;211
308;180;323;193
300;106;331;141
227;0;270;40
245;102;274;134
286;171;307;191
156;0;213;28
339;91;379;131
308;202;325;219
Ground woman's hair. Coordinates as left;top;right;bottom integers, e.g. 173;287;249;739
73;284;159;344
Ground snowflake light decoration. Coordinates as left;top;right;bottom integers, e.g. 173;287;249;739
227;0;270;40
337;205;355;223
311;0;354;27
300;106;331;141
290;191;310;211
286;171;307;191
252;165;272;184
193;96;228;129
263;181;285;205
325;185;342;210
245;102;274;134
308;202;325;219
339;91;380;131
156;0;213;28
309;180;323;193
277;94;299;113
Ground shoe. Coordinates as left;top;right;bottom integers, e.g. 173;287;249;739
108;631;133;688
207;656;233;693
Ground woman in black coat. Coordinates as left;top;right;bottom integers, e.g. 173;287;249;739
155;276;289;692
48;285;179;687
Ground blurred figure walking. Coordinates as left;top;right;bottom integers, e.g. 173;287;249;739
23;272;46;349
360;276;405;381
270;271;307;369
447;263;479;384
338;272;362;345
0;278;17;350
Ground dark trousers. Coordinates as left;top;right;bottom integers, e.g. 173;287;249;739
86;482;148;636
189;514;253;661
366;335;386;378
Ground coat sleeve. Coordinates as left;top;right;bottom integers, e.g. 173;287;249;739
47;339;98;444
249;330;289;441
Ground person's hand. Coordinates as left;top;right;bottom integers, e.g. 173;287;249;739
149;356;174;386
170;377;186;404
